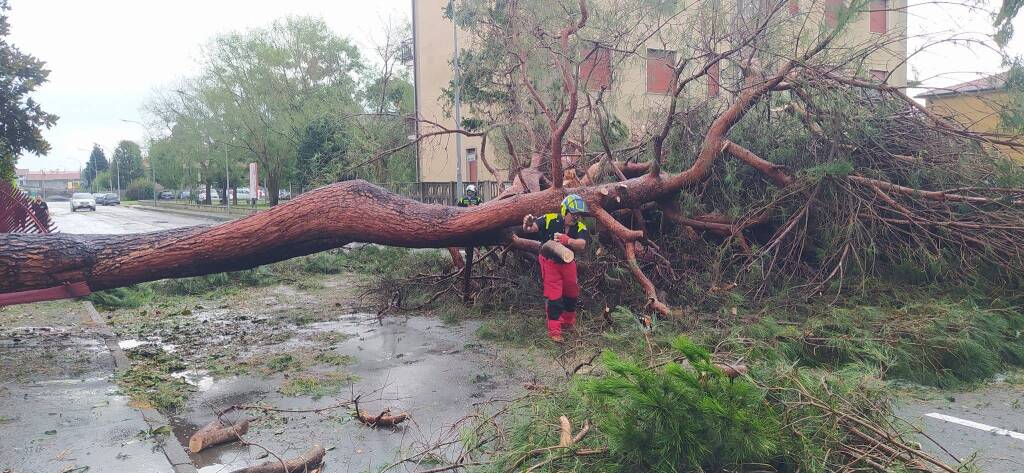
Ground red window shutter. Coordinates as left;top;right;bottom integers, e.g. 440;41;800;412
870;69;887;83
708;61;720;97
580;48;611;90
646;49;676;94
869;0;887;33
788;0;799;15
825;0;843;26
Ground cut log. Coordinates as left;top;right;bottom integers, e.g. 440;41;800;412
540;240;574;263
715;363;749;379
229;445;326;473
355;409;409;427
189;419;250;453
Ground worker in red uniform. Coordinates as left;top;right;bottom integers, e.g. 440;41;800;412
521;194;589;342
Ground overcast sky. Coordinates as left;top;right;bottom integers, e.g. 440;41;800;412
8;0;1024;171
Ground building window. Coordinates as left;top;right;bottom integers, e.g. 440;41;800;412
870;69;887;84
580;47;611;91
646;49;676;94
869;0;887;33
824;0;843;26
466;148;478;182
788;0;799;15
708;61;720;97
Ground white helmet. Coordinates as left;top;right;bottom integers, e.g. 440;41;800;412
465;184;477;195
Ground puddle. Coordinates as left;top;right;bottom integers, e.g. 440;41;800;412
117;337;177;353
171;369;215;391
168;312;513;472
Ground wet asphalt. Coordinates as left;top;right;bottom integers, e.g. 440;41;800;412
1;205;214;473
0;302;176;473
3;205;525;472
48;203;215;234
895;385;1024;472
4;202;1022;472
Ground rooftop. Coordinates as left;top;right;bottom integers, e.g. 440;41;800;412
17;170;81;181
917;71;1009;99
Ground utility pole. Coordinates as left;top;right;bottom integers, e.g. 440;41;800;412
224;144;230;209
91;150;97;192
451;0;463;201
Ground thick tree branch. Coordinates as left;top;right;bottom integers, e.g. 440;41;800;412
722;140;793;187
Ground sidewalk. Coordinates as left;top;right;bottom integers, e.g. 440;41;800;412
129;201;263;222
0;300;196;473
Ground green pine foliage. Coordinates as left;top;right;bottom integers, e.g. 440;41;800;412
732;300;1024;388
580;336;780;471
87;285;154;309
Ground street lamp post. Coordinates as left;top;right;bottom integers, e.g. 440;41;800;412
225;145;230;209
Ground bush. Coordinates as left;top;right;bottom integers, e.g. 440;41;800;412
124;177;154;201
580;336;780;471
87;285;154;309
734;300;1024;388
479;340;933;473
155;268;278;295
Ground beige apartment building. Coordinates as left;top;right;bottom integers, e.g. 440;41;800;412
918;72;1024;162
412;0;908;184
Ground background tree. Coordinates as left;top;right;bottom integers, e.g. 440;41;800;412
148;137;186;191
112;140;145;184
81;144;109;189
200;16;363;205
0;0;57;181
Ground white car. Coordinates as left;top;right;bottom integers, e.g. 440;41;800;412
70;192;96;212
198;190;220;201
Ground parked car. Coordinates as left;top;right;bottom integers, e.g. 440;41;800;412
70;192;96;212
235;187;253;200
158;191;176;200
257;187;291;200
178;190;192;200
101;193;120;205
198;190;220;201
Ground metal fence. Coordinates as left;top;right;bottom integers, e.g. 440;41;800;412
379;181;506;205
289;181;507;206
160;181;511;207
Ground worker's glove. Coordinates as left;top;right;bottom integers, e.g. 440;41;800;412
556;233;571;246
523;214;536;229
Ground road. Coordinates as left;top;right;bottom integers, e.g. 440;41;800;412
49;203;216;234
897;384;1024;472
39;202;1024;472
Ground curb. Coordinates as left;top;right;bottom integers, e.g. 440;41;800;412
130;204;239;222
84;301;199;473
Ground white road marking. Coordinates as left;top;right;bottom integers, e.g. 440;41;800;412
925;413;1024;441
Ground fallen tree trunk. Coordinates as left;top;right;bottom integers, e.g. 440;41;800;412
230;445;326;473
0;177;664;295
189;419;250;453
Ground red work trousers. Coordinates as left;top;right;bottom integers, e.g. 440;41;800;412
538;254;579;337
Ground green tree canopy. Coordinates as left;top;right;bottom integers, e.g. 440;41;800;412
200;16;363;203
82;144;109;188
112;140;145;183
0;0;57;181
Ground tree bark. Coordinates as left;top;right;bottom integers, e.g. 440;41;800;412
189;419;249;453
229;445;325;473
268;172;280;207
0;178;657;294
